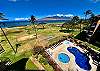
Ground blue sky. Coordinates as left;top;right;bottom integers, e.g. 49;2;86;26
0;0;100;20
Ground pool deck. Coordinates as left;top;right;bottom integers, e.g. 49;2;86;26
46;40;97;71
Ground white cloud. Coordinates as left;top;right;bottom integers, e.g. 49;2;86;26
90;0;100;3
15;18;29;20
64;14;74;17
95;0;100;2
56;14;64;17
47;14;74;17
8;0;17;2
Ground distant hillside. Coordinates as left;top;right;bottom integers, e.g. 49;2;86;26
38;16;72;21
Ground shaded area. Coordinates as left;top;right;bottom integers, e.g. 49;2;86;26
75;20;100;47
74;31;86;41
0;44;5;54
26;59;38;70
67;47;91;70
91;52;100;66
6;58;28;71
97;65;100;71
0;57;12;71
58;53;70;63
59;29;74;33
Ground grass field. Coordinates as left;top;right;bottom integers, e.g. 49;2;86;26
0;23;99;70
0;23;71;70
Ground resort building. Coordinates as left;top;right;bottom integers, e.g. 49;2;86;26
78;15;100;46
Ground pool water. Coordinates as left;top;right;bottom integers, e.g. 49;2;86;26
58;53;70;63
63;40;71;44
67;47;91;70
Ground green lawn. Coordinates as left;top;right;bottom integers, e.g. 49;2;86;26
0;23;65;70
0;23;99;70
38;54;54;71
26;59;38;70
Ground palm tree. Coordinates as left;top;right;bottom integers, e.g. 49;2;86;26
72;16;79;22
84;10;92;20
85;10;98;27
84;10;93;27
15;42;21;53
79;19;83;33
69;16;80;36
0;13;4;18
89;14;98;24
30;15;37;39
0;12;16;53
71;16;80;30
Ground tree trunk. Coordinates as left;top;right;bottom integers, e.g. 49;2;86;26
0;26;16;53
80;23;82;33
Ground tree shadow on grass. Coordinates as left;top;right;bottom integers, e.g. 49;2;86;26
59;29;74;33
96;65;100;71
6;58;29;71
74;31;87;41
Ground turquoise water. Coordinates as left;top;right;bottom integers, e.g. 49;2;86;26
63;40;71;44
67;47;91;70
63;40;73;45
58;53;70;63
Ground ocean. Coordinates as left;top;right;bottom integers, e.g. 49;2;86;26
0;20;67;28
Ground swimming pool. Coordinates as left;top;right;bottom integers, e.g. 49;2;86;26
63;40;74;47
63;40;72;44
67;47;91;70
58;53;70;63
